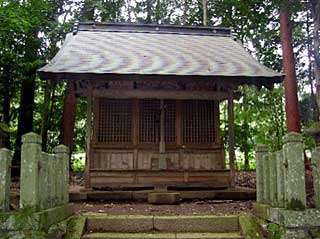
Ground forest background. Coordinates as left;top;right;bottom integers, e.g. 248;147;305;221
0;0;319;172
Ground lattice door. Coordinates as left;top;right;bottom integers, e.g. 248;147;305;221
139;99;160;143
97;99;133;143
139;99;176;143
164;100;176;143
182;100;215;143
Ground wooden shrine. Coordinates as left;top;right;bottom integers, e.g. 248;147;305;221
39;22;282;190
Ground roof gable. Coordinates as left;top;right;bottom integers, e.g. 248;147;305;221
39;22;283;84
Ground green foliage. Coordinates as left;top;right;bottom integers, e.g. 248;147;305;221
0;0;317;168
0;123;15;133
221;86;286;170
267;223;284;239
71;155;85;172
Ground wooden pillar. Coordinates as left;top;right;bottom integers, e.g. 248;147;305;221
60;80;78;156
159;100;166;170
85;87;92;189
228;91;235;188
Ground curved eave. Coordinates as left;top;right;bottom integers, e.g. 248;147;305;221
38;71;283;88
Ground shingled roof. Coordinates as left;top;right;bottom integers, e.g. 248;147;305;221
39;22;283;84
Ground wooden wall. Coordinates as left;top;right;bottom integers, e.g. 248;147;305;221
88;97;230;189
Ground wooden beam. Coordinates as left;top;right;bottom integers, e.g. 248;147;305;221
85;85;93;189
93;89;229;100
159;100;166;170
228;90;235;188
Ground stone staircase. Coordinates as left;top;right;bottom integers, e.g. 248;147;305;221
82;214;244;239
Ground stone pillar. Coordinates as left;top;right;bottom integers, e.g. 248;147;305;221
269;152;278;207
54;145;69;204
255;144;268;203
48;154;56;207
0;148;12;211
262;154;270;204
39;152;49;209
20;132;42;210
312;146;320;208
276;150;285;208
283;132;306;210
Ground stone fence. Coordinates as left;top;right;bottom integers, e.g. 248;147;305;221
0;132;69;212
256;131;320;210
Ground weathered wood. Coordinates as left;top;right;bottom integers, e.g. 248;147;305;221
228;90;235;188
93;89;229;100
159;100;166;170
176;101;182;147
91;148;224;171
89;170;231;189
85;86;93;189
60;80;77;155
214;101;221;145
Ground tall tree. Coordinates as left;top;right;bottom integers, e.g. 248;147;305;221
202;0;207;26
311;0;320;123
280;1;301;133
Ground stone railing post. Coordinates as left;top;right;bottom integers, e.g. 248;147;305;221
276;150;285;208
269;152;278;207
262;153;270;204
312;146;320;208
47;154;54;207
20;132;42;210
255;144;268;203
54;145;69;205
283;132;306;210
0;148;12;211
39;152;49;209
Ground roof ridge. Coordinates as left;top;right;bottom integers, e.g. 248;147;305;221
74;22;232;37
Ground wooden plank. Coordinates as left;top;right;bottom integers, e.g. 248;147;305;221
85;85;92;189
228;90;235;188
93;89;228;100
214;101;221;144
176;100;182;147
159;100;166;170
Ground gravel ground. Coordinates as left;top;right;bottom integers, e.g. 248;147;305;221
73;200;253;215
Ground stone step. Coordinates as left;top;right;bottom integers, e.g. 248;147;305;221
85;214;240;233
82;232;243;239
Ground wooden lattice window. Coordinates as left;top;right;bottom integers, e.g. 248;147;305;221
139;99;176;143
97;99;133;143
139;99;160;143
182;100;215;143
164;100;176;143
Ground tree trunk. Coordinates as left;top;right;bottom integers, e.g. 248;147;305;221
13;73;36;174
146;0;152;23
311;1;320;120
279;5;301;133
41;80;51;151
202;0;208;26
60;80;77;158
1;68;11;149
306;8;319;122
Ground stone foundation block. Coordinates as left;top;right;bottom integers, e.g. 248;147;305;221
148;192;180;205
153;215;239;233
86;214;153;233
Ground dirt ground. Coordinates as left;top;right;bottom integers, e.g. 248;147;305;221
73;200;253;215
70;171;255;215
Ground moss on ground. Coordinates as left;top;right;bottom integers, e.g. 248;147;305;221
267;223;284;239
65;215;86;239
239;215;263;239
